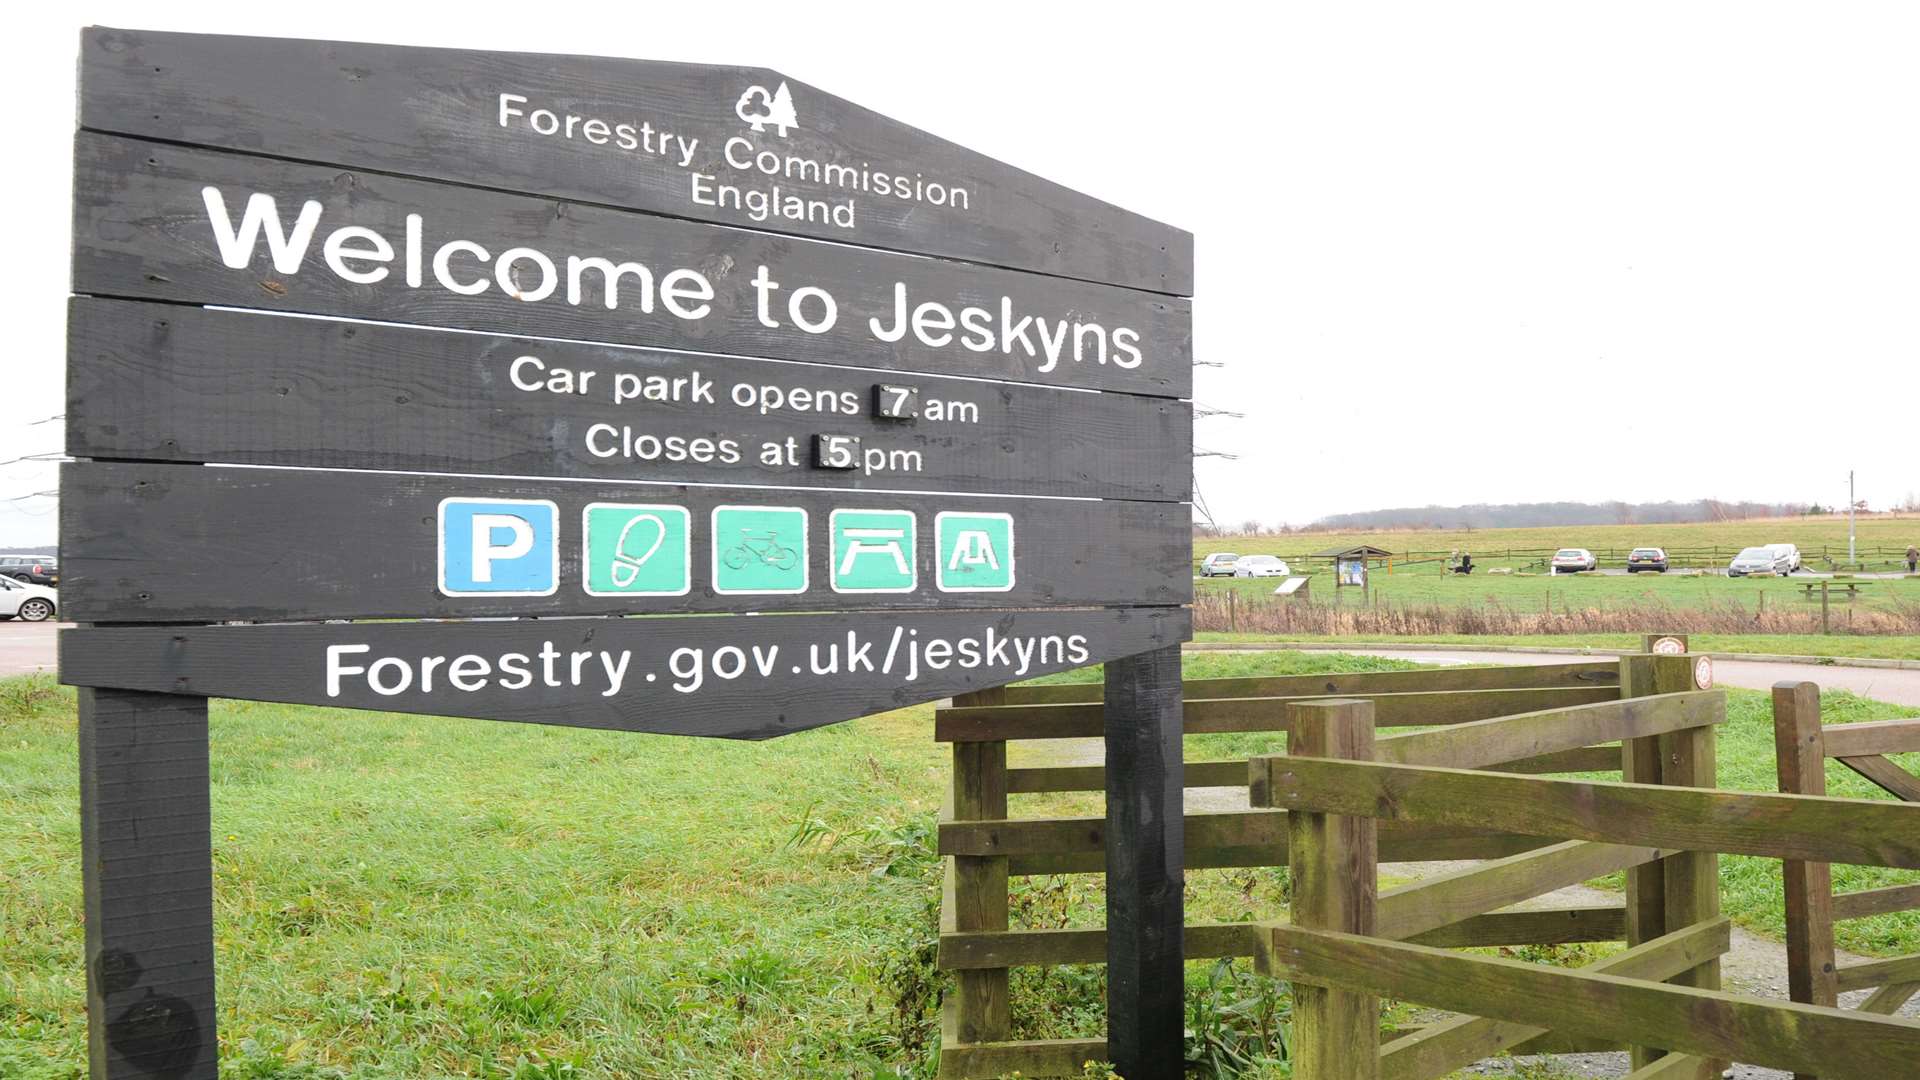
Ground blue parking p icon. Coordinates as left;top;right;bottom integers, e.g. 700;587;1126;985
438;498;559;597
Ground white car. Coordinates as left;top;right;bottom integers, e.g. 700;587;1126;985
1550;548;1597;573
1200;552;1242;578
0;576;56;621
1232;555;1292;578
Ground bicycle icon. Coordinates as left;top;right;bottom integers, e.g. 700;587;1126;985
721;529;800;573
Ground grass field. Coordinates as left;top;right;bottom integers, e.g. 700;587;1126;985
3;655;1916;1078
1203;512;1920;568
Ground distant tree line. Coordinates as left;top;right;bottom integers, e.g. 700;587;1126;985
1192;500;1843;537
1312;499;1822;531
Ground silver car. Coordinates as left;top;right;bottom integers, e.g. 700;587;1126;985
1728;545;1793;577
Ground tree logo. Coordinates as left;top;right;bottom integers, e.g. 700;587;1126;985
735;81;799;137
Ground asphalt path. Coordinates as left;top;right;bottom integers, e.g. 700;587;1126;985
0;620;59;677
1326;646;1920;707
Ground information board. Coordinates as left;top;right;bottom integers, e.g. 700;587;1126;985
62;28;1195;1079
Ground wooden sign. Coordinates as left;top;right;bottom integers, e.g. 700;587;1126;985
74;133;1189;398
79;27;1192;294
68;299;1191;501
61;609;1190;739
62;461;1191;622
64;28;1196;1080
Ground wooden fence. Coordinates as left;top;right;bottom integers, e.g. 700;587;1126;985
934;651;1920;1078
1190;544;1917;575
1253;657;1920;1079
1774;683;1920;1044
933;658;1631;1078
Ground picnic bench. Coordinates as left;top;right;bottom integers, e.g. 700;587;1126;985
1801;579;1869;600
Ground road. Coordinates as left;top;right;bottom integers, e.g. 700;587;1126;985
1328;647;1920;707
0;621;59;676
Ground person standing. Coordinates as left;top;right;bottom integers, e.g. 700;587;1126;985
1907;544;1918;573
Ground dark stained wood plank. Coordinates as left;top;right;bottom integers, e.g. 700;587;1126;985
72;133;1191;398
935;686;1620;741
1001;830;1548;877
1374;692;1722;772
1379;919;1729;1080
940;810;1541;863
935;1037;1110;1080
1003;744;1618;794
1404;906;1627;948
989;660;1621;705
1375;841;1665;943
1266;757;1920;869
1815;717;1920;759
1837;754;1920;802
1281;700;1380;1080
67;298;1190;502
1773;680;1838;1030
939;923;1253;971
57;608;1189;740
80;27;1192;294
1101;645;1185;1080
1835;954;1920;993
949;742;1010;1043
61;461;1190;623
1832;884;1920;921
1262;925;1920;1077
79;688;217;1080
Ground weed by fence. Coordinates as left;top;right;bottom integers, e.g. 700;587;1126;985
1193;591;1920;637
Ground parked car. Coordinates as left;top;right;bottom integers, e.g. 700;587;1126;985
1626;547;1669;573
1201;552;1242;578
1232;555;1292;579
1729;545;1797;577
1768;543;1802;573
0;576;56;621
0;555;57;585
1550;548;1597;573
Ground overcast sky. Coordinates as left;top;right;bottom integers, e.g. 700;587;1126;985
7;2;1915;545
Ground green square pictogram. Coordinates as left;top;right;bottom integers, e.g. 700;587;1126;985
712;506;809;594
935;511;1014;592
830;509;916;593
582;504;691;596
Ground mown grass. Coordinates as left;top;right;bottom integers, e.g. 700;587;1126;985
1194;631;1920;661
3;650;1915;1079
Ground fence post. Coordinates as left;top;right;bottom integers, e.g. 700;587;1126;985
946;688;1009;1055
80;687;219;1080
1282;699;1380;1080
1653;655;1727;1076
1617;655;1668;1070
1774;681;1839;1057
1103;645;1186;1080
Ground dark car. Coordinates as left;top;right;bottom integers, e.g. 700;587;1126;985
1626;547;1669;573
0;555;57;585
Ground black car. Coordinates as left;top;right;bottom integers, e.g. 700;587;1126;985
0;555;58;585
1625;547;1669;573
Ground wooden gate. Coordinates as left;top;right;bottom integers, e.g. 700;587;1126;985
1255;656;1920;1079
934;653;1920;1078
933;657;1633;1078
1774;683;1920;1034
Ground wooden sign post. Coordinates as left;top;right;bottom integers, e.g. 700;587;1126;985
65;27;1193;1078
